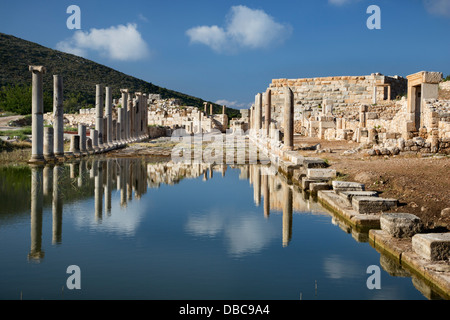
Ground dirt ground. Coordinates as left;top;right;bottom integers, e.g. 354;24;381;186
294;136;450;231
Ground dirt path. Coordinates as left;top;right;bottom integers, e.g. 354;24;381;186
294;136;450;230
0;115;24;131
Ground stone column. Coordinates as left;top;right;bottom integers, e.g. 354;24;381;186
78;124;87;154
92;129;99;153
53;75;64;157
255;93;262;134
95;84;104;147
222;105;226;115
264;89;271;137
210;104;213;116
29;66;46;164
204;102;208;114
283;87;294;150
70;135;81;157
43;127;55;161
105;86;113;147
120;89;129;142
135;93;141;140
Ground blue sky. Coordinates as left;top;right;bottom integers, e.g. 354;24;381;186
0;0;449;109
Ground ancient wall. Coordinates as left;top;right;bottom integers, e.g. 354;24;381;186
265;73;407;126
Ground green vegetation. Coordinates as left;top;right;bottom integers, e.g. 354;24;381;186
0;127;31;141
0;32;240;119
0;84;52;114
444;75;450;82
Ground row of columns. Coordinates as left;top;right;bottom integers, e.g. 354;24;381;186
248;86;294;151
28;158;148;262
27;65;150;165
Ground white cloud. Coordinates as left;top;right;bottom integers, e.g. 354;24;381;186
215;99;250;109
56;23;150;61
186;5;292;53
423;0;450;17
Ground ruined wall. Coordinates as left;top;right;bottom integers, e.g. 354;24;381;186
266;73;407;127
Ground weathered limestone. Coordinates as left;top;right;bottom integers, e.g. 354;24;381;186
78;124;87;154
406;71;443;133
105;86;113;147
332;181;365;192
255;93;262;132
339;190;378;202
92;129;99;153
43;127;55;161
380;213;423;238
95;84;104;146
120;89;129;142
29;66;46;164
264;89;271;137
352;196;397;214
53;75;64;157
283;87;294;150
70;135;81;157
307;168;336;180
412;233;450;261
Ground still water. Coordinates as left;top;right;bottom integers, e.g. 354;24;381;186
0;158;441;300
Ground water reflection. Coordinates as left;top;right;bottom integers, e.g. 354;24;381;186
0;157;442;299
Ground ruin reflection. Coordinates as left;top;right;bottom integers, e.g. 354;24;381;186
0;157;440;299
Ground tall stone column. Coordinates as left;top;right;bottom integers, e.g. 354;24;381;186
95;84;104;147
204;102;208;114
210;104;213;116
117;108;123;144
264;89;271;137
283;87;294;151
255;93;262;134
53;75;64;157
222;105;226;115
105;86;113;147
29;66;46;164
120;89;129;142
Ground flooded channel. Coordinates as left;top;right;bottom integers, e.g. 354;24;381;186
0;158;444;300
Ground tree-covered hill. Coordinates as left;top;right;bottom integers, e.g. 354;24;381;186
0;32;241;118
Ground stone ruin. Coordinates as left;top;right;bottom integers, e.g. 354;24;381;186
240;71;450;156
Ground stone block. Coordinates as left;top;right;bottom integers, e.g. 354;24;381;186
307;168;336;179
302;157;328;168
352;196;397;214
380;213;423;238
412;233;450;261
339;190;378;202
422;72;443;84
332;181;365;192
309;182;330;192
302;177;327;190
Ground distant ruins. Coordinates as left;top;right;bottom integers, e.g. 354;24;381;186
236;71;450;156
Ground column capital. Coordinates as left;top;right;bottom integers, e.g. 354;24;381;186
29;65;46;74
120;89;129;93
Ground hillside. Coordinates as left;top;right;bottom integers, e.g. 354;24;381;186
0;32;240;118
